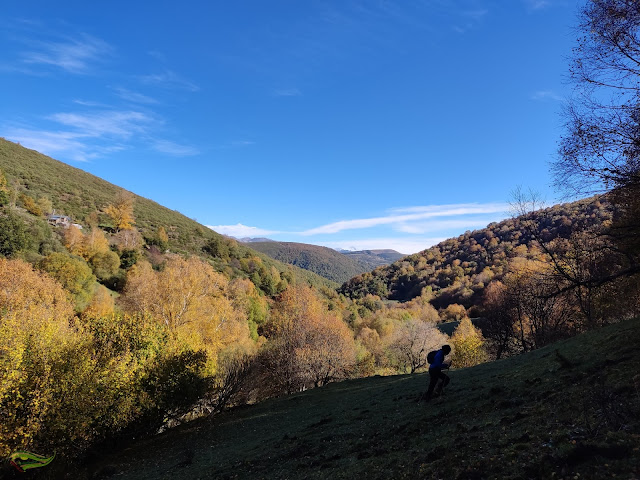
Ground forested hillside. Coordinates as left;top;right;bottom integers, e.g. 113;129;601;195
339;197;613;309
248;241;402;283
0;138;336;292
341;249;405;270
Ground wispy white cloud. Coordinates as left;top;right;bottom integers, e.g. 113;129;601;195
206;223;281;238
139;70;200;92
525;0;552;11
4;108;156;161
152;139;199;156
531;90;564;102
112;87;159;105
21;34;112;74
302;203;509;235
49;110;157;138
319;237;447;255
394;217;499;234
4;127;125;162
206;203;510;254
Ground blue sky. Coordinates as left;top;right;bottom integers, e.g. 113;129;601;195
1;0;578;254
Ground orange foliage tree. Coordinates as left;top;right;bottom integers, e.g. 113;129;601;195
261;285;356;393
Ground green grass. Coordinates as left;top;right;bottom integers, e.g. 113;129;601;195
70;318;640;480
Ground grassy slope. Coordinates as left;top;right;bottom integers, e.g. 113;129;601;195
0;138;336;289
79;318;640;480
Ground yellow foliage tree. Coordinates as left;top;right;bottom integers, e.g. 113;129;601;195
0;257;74;323
20;194;43;216
83;284;116;319
104;190;135;231
84;227;110;259
0;258;74;455
64;225;86;257
120;256;249;373
450;317;488;368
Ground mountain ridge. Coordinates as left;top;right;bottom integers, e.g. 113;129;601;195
246;240;404;284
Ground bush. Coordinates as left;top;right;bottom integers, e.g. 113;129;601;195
0;210;30;257
38;253;96;311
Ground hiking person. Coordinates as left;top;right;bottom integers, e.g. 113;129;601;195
424;344;451;401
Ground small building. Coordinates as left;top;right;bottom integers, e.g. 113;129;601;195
47;214;73;228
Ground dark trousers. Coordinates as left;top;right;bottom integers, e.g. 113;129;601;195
426;367;450;398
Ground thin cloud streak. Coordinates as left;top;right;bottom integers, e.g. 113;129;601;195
113;87;159;105
21;34;112;74
207;223;281;238
152;139;199;156
302;203;509;235
319;237;448;255
49;110;157;138
4;127;126;162
531;90;564;102
395;217;500;234
139;70;200;92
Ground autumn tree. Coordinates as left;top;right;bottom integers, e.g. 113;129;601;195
120;256;249;373
440;303;467;322
63;226;121;281
20;194;42;216
0;257;74;324
37;253;96;311
64;225;86;257
450;317;488;368
259;285;356;394
388;319;448;373
112;228;143;251
229;278;268;340
82;284;115;318
481;281;517;359
104;190;135;231
553;0;640;291
296;312;356;387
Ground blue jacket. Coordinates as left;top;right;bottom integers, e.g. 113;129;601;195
430;349;447;369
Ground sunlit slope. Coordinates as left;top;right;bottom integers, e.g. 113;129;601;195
83;318;640;480
0;138;336;289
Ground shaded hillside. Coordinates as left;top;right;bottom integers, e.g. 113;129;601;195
75;317;640;480
0;138;336;291
341;249;405;271
339;197;613;309
249;241;400;284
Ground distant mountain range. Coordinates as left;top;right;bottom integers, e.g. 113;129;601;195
241;240;405;284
